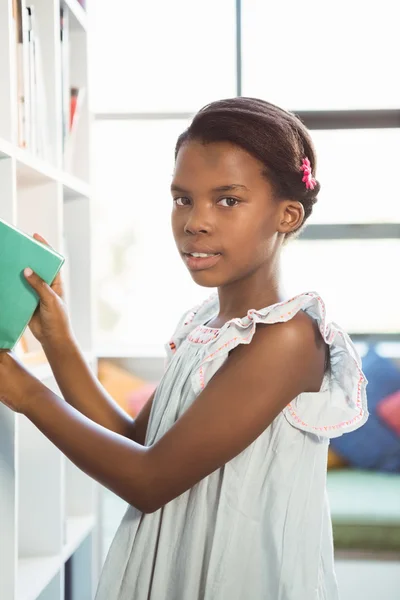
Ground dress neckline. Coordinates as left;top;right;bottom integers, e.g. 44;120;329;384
201;317;222;331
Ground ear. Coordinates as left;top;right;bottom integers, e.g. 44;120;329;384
277;200;305;235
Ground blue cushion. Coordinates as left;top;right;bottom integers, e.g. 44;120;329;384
330;347;400;472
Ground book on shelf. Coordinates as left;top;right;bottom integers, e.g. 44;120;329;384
12;0;50;159
60;7;70;155
64;85;86;171
60;6;86;172
0;218;65;352
22;6;34;152
13;0;25;147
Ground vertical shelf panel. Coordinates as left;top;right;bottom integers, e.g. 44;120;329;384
44;370;100;587
0;155;17;222
16;173;63;356
64;23;89;181
17;410;63;553
0;405;17;600
0;153;17;600
15;174;64;597
65;460;95;518
63;192;93;352
17;413;64;600
0;0;14;142
65;535;93;600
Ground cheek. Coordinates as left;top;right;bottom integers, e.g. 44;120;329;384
227;221;276;266
171;211;180;237
229;215;273;248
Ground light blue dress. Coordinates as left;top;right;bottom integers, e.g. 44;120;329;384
95;291;369;600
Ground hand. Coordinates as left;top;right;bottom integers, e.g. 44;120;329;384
0;350;46;414
24;233;75;346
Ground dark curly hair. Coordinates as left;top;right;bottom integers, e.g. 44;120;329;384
174;97;320;240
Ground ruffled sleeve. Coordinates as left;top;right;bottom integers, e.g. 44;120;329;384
163;293;218;370
190;291;369;439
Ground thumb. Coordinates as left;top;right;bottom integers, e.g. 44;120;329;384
24;268;54;305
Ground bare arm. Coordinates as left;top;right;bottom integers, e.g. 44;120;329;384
42;336;155;442
23;312;325;513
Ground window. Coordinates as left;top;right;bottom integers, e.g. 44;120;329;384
92;119;212;352
241;0;400;111
308;129;400;224
90;0;236;114
91;0;400;354
281;239;400;334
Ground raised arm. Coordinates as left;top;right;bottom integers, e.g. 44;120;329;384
17;311;326;513
42;337;156;444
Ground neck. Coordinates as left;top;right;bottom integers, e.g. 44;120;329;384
215;258;285;323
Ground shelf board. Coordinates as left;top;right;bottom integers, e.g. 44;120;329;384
62;0;87;31
63;174;90;199
62;515;95;562
18;554;61;600
16;148;59;186
13;146;90;197
0;140;90;196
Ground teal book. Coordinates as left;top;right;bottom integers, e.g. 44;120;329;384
0;218;65;350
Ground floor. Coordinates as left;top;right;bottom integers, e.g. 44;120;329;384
100;489;400;599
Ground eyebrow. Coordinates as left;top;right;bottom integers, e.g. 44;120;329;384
170;183;250;194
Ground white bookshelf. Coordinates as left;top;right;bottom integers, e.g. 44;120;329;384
0;0;101;599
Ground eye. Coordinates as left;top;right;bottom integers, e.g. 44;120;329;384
218;197;239;207
173;197;191;206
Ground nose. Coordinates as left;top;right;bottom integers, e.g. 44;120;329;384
183;204;212;235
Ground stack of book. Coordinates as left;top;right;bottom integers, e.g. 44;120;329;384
12;0;49;160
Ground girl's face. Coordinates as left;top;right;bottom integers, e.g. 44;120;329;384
171;140;303;288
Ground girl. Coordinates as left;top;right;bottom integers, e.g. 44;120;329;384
0;97;368;599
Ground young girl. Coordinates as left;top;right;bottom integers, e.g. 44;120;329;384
0;97;368;600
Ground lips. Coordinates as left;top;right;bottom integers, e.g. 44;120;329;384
183;253;222;271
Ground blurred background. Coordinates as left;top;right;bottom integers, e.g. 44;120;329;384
91;0;400;351
90;2;400;599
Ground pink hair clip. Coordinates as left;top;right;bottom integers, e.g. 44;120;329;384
300;157;317;190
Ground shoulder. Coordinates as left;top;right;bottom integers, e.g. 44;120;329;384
231;307;322;353
229;309;327;393
265;309;325;352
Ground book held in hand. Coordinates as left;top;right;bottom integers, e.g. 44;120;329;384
0;218;65;350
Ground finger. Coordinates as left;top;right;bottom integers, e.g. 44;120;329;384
24;268;54;305
33;233;53;250
31;235;65;299
32;234;63;284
